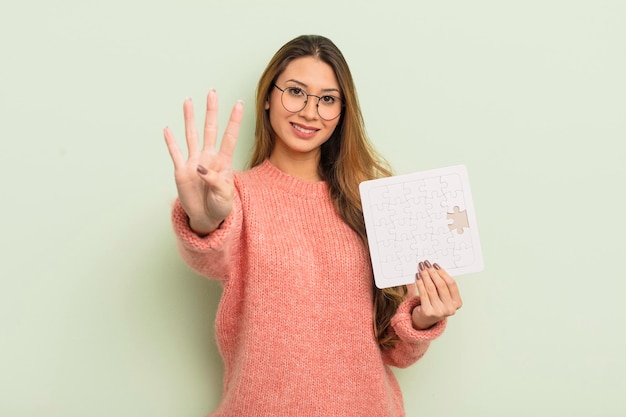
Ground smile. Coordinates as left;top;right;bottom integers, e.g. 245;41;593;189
291;123;318;134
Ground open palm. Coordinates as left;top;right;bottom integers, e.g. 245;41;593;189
164;90;243;234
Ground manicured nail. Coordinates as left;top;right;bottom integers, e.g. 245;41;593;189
418;262;425;271
197;165;208;175
424;260;432;268
433;263;441;270
415;272;422;280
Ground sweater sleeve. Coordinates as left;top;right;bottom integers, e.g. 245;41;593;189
381;296;447;368
170;192;242;281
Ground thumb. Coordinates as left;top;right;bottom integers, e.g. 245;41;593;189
196;164;221;185
196;164;235;203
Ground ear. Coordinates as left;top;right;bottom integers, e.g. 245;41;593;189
264;97;270;110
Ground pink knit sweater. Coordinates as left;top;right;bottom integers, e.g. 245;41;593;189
171;159;446;417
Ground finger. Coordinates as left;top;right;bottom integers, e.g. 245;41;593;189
202;90;219;152
197;164;222;187
415;264;432;311
424;260;453;306
218;100;244;160
163;127;185;170
417;262;441;304
183;98;199;156
433;263;463;309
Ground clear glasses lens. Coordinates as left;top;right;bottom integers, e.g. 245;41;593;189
279;87;342;120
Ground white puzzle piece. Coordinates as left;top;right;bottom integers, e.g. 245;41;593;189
359;165;483;288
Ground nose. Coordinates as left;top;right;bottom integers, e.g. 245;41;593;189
298;95;319;120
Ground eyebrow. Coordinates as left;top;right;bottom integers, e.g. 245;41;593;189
284;78;340;94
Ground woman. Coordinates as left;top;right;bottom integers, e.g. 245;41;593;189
164;34;462;417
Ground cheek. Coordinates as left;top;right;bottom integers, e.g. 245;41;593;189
324;119;341;136
268;108;285;136
266;96;285;121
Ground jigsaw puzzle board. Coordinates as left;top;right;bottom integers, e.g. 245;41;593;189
359;165;483;289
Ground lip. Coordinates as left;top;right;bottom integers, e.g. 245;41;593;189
290;122;319;139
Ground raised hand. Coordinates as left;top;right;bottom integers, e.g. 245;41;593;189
164;90;243;235
412;260;463;330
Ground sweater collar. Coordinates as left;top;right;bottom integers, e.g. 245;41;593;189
255;159;329;199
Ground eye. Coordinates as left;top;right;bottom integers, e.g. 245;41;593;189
320;95;338;105
286;87;305;97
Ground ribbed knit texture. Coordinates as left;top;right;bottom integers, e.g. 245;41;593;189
171;159;446;417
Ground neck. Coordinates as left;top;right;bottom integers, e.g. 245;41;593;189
269;148;322;182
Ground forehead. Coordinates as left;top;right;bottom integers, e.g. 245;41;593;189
277;56;339;90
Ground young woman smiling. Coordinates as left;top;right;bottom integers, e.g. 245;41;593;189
164;34;462;416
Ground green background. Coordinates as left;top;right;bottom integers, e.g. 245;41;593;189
1;0;624;416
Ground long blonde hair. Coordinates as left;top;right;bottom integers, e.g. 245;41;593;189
249;35;407;350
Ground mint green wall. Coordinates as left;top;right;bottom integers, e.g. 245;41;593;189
1;1;624;416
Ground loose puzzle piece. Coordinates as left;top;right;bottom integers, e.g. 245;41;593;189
360;165;484;288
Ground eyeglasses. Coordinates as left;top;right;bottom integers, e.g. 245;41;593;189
273;84;343;121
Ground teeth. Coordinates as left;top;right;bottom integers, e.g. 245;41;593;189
292;123;315;134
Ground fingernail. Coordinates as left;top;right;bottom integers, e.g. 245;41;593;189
424;260;432;268
433;263;441;270
418;262;425;271
416;272;422;280
197;165;208;175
